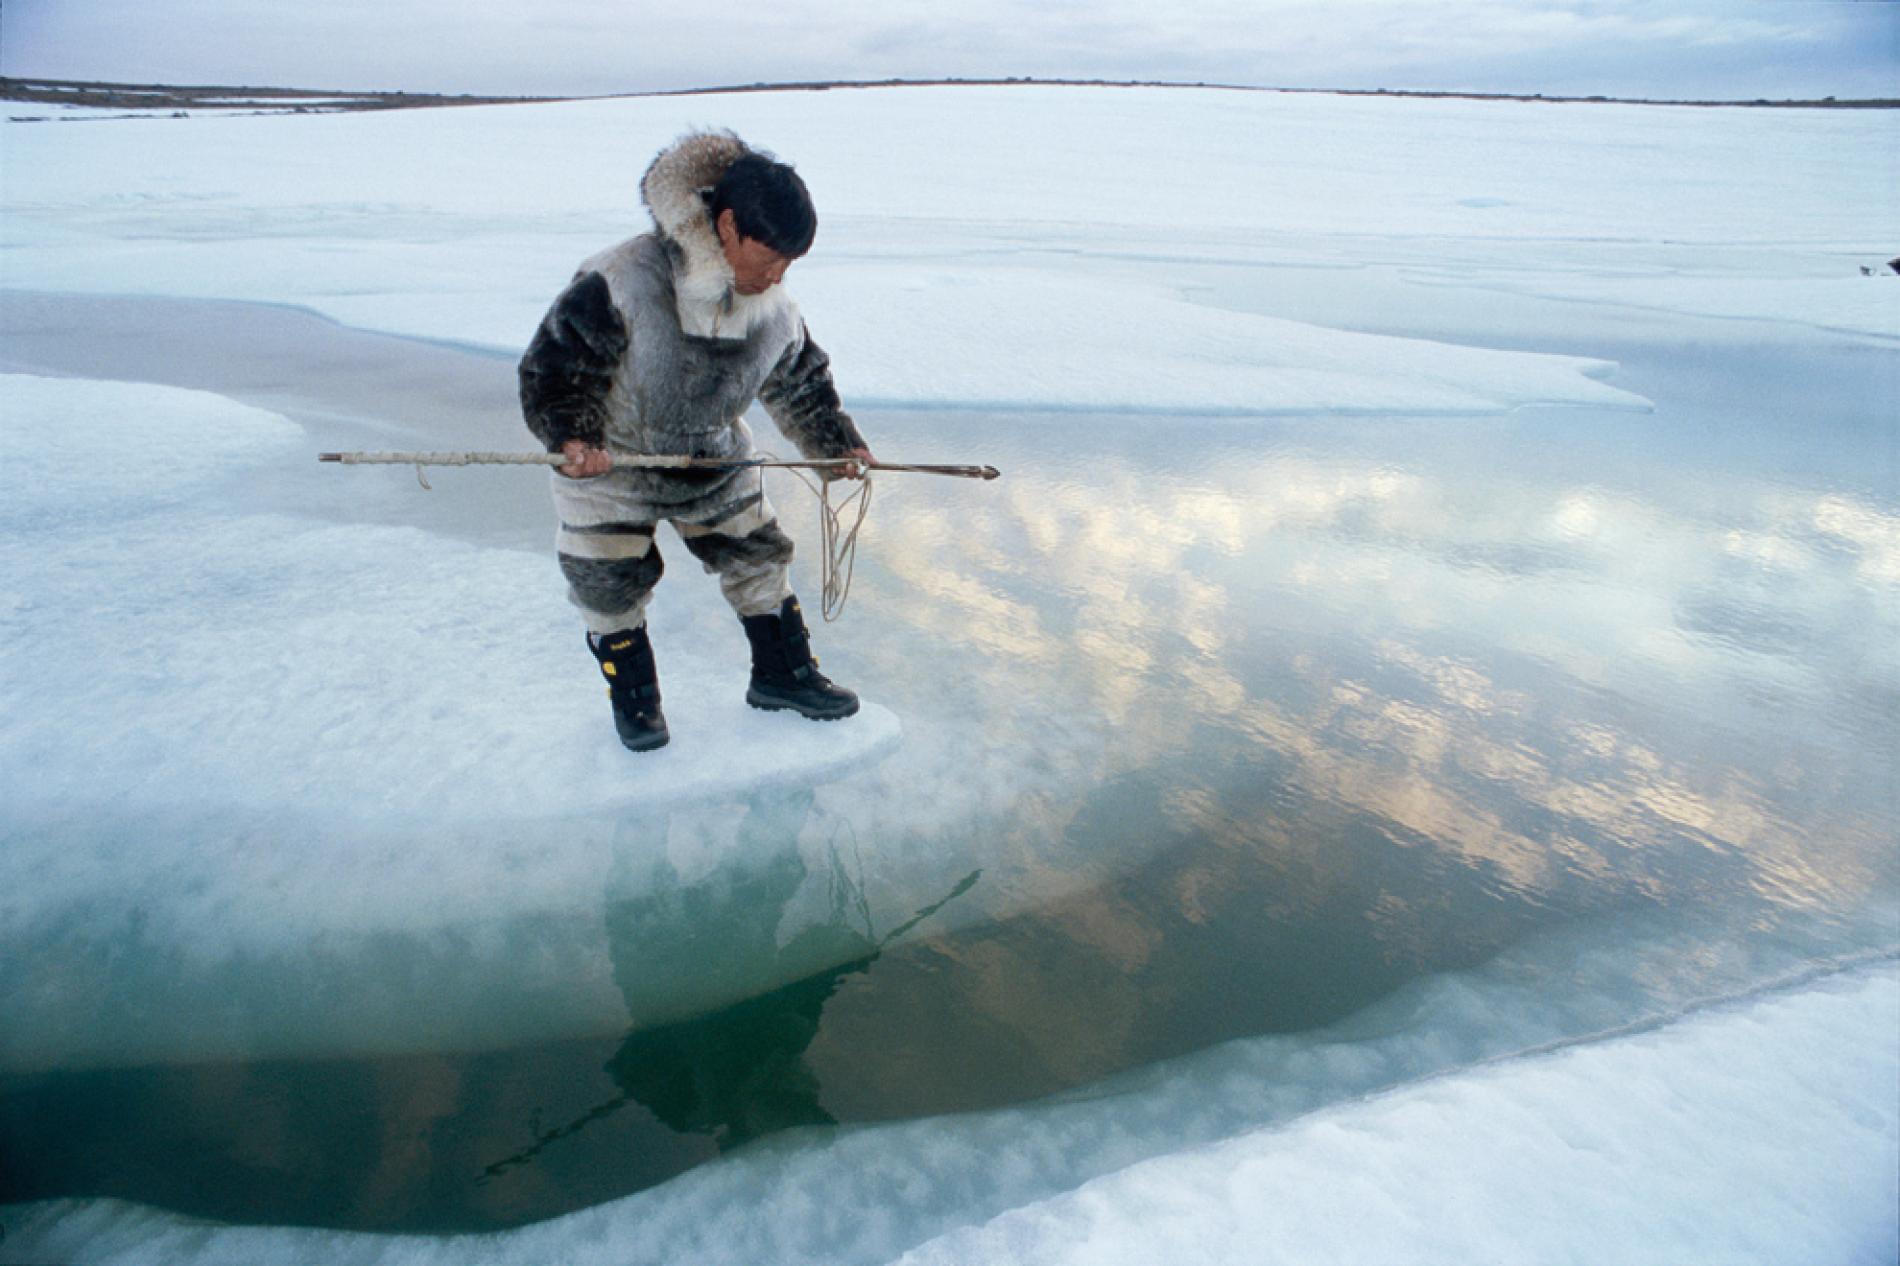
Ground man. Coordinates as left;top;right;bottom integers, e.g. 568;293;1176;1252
519;130;874;753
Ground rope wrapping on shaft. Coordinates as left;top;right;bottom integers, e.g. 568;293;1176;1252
320;450;575;467
319;449;710;490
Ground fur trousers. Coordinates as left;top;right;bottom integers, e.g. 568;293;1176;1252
550;467;795;635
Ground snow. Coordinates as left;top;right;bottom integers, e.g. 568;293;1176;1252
0;373;898;823
6;87;1891;415
2;82;1895;1263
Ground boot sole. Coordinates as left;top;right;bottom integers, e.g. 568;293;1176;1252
615;725;670;752
746;688;859;721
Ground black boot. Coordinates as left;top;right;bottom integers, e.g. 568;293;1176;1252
740;596;859;720
589;626;669;751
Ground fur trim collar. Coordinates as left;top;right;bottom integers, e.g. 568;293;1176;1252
641;130;791;341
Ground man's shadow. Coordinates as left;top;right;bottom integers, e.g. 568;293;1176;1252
481;786;978;1179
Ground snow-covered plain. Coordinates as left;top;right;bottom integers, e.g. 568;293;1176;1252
2;85;1896;1262
22;86;1895;409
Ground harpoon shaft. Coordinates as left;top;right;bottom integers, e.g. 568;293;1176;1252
317;451;1000;479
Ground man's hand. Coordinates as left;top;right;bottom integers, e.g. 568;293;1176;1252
829;446;877;481
557;440;612;479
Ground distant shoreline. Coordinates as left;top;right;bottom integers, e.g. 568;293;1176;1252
0;77;547;117
653;76;1899;111
4;74;1894;116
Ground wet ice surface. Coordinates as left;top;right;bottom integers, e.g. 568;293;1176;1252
2;85;1897;1262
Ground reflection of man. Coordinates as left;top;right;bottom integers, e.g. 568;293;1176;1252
476;791;979;1178
602;787;876;1151
604;948;875;1149
519;130;874;752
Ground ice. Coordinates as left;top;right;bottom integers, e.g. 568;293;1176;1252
6;88;1890;415
894;962;1900;1266
0;374;901;1069
0;374;899;823
4;946;1894;1265
798;265;1647;415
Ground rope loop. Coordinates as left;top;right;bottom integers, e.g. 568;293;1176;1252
758;453;874;622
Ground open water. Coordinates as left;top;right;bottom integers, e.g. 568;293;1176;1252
0;290;1894;1234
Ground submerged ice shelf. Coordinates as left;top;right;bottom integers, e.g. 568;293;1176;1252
892;959;1900;1266
7;949;1895;1266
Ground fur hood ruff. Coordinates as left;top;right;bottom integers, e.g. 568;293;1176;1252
640;130;793;341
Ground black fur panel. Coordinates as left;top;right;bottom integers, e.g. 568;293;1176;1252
758;325;868;459
559;549;665;615
519;271;630;451
681;520;796;571
562;520;656;537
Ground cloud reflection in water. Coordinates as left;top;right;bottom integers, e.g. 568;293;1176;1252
847;414;1896;959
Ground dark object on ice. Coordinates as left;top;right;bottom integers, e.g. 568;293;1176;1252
1889;257;1900;276
741;595;860;719
589;626;669;751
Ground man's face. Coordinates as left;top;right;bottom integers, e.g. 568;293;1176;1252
716;209;794;295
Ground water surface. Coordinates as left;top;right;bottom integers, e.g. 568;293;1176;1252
2;291;1894;1231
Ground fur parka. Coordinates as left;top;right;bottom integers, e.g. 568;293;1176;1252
518;131;865;517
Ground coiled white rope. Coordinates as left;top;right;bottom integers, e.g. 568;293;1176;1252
758;454;873;622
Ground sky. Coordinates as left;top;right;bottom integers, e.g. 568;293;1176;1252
2;0;1896;100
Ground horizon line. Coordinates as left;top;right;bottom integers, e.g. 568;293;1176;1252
3;73;1894;112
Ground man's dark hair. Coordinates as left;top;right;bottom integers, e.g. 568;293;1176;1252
709;153;817;259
